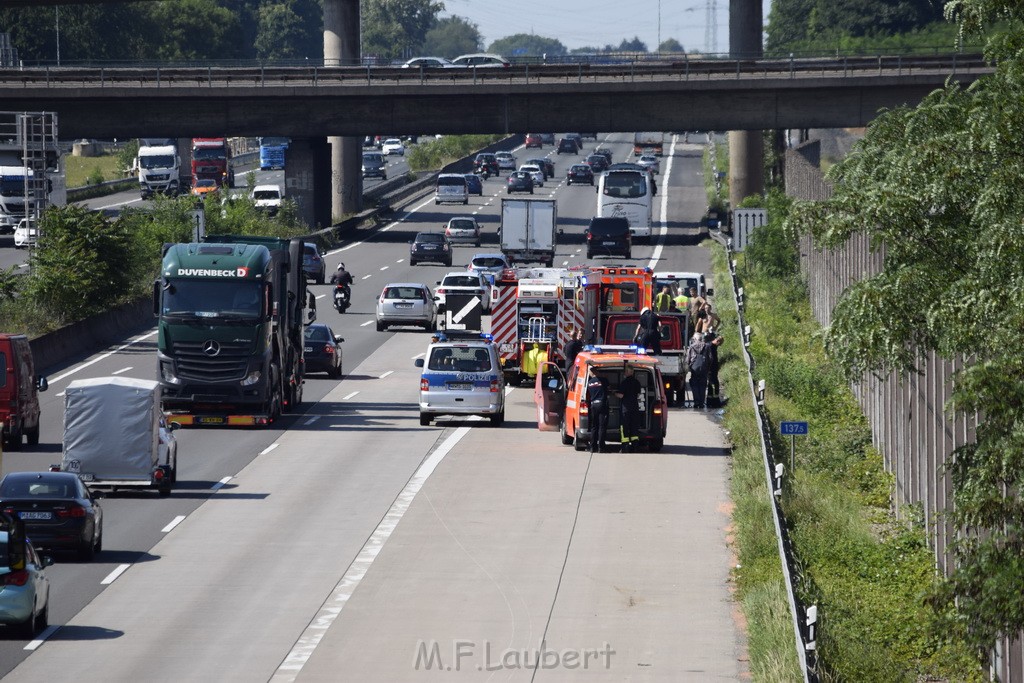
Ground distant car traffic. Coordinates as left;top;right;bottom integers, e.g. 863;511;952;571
506;171;535;194
435;173;469;205
0;519;51;637
525;133;543;148
495;152;517;171
594;147;614;164
362;152;387;179
637;154;661;174
191;178;219;197
0;471;103;561
566;164;594;186
451;53;510;68
463;173;484;196
519;164;545;187
250;184;283;215
565;133;584;150
409;232;453;267
525;157;554;179
13;218;37;249
376;282;438;332
580;132;599;140
401;56;454;68
381;139;405;156
556;138;579;155
539;133;556;145
467;253;511;281
415;332;506;426
303;323;343;378
444;216;482;246
586;154;609;173
436;271;492;313
474;153;500;176
302;243;326;285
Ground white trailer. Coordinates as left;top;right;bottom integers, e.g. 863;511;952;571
60;377;177;496
500;198;558;267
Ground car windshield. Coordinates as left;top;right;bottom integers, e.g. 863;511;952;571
512;172;528;179
162;280;263;319
261;137;289;147
195;179;217;189
252;190;280;200
304;326;332;342
496;153;512;159
192;147;225;161
384;139;401;145
603;171;647;199
437;176;466;187
0;177;25;196
473;257;505;268
571;165;590;172
363;154;383;164
416;234;444;243
521;166;540;173
0;475;75;498
385;286;426;300
428;346;493;372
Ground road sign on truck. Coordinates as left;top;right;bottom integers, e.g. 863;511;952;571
500;198;558;267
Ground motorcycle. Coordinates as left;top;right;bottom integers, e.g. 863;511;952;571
474;164;491;180
333;283;351;313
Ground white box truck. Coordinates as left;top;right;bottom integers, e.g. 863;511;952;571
137;143;182;199
500;198;558;267
59;377;178;497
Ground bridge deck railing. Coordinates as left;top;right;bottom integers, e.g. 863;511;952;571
0;54;991;89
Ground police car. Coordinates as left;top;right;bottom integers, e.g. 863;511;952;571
414;332;506;426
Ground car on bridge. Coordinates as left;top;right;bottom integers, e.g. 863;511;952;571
451;53;510;68
401;56;454;69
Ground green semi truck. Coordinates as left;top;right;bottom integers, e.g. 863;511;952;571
154;235;315;426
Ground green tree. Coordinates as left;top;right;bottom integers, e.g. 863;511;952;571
362;0;444;61
255;0;323;60
618;36;648;52
145;0;244;60
658;38;684;52
421;15;481;58
783;0;1024;657
487;33;566;58
766;0;946;51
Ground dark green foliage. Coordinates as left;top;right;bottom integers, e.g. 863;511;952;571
743;190;799;278
658;38;684;52
422;16;481;59
361;0;444;61
618;36;648;52
766;0;947;52
487;33;567;58
255;0;323;60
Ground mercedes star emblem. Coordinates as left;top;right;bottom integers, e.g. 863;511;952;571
202;340;221;357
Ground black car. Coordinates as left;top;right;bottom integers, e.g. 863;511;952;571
586;154;609;173
303;323;343;379
0;471;102;560
567;164;594;186
556;138;579;155
594;147;614;164
410;231;453;266
302;243;326;284
566;133;584;150
539;133;556;145
585;217;631;259
474;153;499;176
362;152;387;180
506;171;535;194
526;157;555;179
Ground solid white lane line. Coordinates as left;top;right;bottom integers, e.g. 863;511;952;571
260;443;279;456
271;424;474;682
342;391;359;400
378;370;393;379
50;330;158;383
360;320;373;327
304;416;320;426
649;134;679;271
211;476;232;491
111;366;132;375
101;564;131;585
161;515;186;533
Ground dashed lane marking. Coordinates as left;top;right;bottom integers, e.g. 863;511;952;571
343;391;359;400
161;515;186;533
379;370;394;379
211;476;232;491
260;443;279;456
100;564;131;585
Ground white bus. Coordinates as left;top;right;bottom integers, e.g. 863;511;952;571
596;166;655;243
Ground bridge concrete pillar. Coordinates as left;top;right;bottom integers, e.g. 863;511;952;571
285;137;332;229
325;0;362;219
728;0;765;210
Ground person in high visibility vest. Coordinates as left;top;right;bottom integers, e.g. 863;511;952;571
655;285;672;312
673;285;689;312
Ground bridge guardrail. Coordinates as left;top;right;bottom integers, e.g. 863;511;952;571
0;54;990;90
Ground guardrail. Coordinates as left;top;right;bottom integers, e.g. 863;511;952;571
0;53;990;90
717;232;820;681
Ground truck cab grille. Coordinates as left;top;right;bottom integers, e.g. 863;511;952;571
172;341;251;381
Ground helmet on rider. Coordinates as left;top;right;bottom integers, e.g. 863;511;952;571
337;263;346;271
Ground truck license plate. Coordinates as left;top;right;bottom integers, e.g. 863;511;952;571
198;416;225;424
19;511;51;520
78;473;95;482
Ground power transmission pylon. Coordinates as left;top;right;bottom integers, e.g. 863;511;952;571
705;0;718;54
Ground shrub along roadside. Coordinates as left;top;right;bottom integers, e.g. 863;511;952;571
716;198;983;680
406;134;506;172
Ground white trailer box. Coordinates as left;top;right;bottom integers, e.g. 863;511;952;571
62;376;174;495
500;198;557;267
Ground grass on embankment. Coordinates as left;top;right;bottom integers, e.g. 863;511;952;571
65;154;126;187
711;241;984;681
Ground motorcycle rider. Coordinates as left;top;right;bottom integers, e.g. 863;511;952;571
330;263;353;287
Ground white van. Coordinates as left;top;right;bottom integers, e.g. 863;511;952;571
250;184;284;215
435;173;469;205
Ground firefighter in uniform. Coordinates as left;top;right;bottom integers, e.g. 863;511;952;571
615;365;642;452
586;372;610;453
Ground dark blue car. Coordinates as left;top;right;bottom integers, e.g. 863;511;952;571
463;173;484;196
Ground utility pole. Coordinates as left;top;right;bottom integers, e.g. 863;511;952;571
657;0;661;52
54;7;60;66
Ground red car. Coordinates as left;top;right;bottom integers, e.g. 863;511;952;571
525;133;543;148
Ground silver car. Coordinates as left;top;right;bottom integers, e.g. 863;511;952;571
376;283;437;332
467;253;511;282
518;164;545;187
414;333;506;426
444;217;481;246
0;528;52;637
637;154;660;175
436;271;491;313
495;152;517;171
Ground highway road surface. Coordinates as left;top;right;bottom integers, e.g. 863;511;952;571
0;134;745;681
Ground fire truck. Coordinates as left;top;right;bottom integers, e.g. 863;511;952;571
577;265;656;344
489;267;584;384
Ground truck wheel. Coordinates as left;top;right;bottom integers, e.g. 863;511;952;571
5;425;22;451
26;423;39;446
158;484;172;498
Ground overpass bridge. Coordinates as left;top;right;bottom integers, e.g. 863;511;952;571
0;54;991;225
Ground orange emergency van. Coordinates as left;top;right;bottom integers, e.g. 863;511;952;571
534;345;667;452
